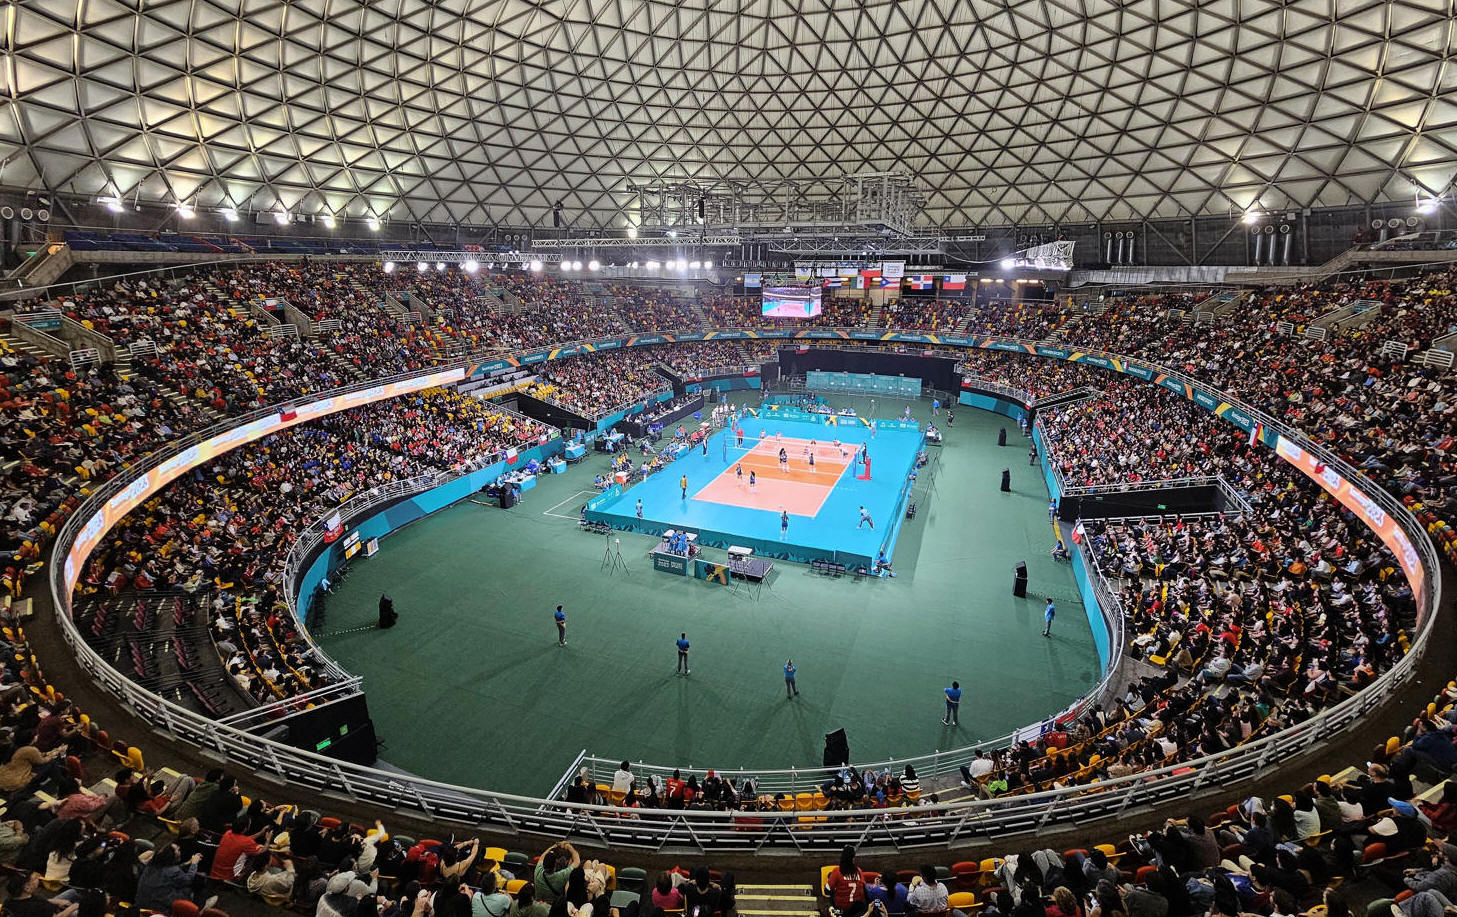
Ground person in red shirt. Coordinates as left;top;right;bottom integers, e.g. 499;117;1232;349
209;817;270;881
823;845;868;917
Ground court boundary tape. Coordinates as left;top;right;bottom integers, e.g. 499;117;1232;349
542;490;597;520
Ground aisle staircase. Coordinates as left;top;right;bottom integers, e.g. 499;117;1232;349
688;297;712;329
113;352;225;424
738;884;819;917
0;330;54;363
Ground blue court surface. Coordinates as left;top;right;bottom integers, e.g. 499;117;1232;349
587;412;925;569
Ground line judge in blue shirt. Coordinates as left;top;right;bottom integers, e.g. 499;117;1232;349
676;632;691;676
943;681;961;726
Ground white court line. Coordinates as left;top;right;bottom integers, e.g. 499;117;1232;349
543;490;597;520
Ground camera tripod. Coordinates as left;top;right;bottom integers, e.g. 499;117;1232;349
601;532;631;575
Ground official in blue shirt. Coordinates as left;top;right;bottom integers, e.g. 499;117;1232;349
784;659;799;698
943;681;961;726
1043;599;1056;637
554;604;566;646
676;633;691;675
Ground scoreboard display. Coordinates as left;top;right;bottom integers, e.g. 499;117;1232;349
762;286;822;318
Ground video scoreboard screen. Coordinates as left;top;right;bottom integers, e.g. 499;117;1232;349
761;286;822;318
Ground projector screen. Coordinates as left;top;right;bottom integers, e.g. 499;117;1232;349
762;286;823;318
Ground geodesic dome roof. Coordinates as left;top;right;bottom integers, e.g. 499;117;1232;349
1;0;1454;229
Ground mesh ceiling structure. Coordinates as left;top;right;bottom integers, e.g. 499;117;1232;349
1;0;1454;230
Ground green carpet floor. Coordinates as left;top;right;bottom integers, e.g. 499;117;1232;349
321;395;1101;795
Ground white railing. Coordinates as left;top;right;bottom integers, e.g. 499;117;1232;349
954;375;1034;405
43;333;1441;852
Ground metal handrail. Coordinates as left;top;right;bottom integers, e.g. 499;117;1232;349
42;330;1440;852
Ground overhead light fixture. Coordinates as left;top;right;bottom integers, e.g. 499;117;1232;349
689;260;701;269
416;261;428;272
98;196;124;213
704;260;713;269
176;204;195;219
626;226;638;239
667;229;677;239
366;216;381;231
274;211;290;225
999;258;1015;270
588;259;600;271
463;260;480;273
321;214;336;229
528;260;543;272
1242;210;1261;224
435;261;446;272
1418;199;1440;215
383;261;396;273
221;208;238;222
645;260;659;270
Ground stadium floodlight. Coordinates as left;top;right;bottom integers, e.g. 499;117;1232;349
98;196;124;213
704;260;713;269
435;262;445;272
588;259;600;271
463;260;479;273
366;216;381;231
383;261;395;273
626;226;638;239
1242;210;1261;224
529;260;543;272
999;258;1016;270
1418;199;1440;215
221;208;238;222
321;214;336;229
667;229;677;238
274;211;289;225
416;261;428;272
645;260;659;270
689;260;701;269
176;204;194;219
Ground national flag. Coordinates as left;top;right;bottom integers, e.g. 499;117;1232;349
743;367;759;377
861;268;882;281
822;277;843;289
505;446;519;465
852;274;867;289
1070;521;1085;545
878;277;896;288
1248;420;1264;447
796;345;809;354
322;512;344;544
281;409;298;422
942;274;967;291
906;275;935;290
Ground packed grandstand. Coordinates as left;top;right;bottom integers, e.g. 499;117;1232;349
0;253;1450;876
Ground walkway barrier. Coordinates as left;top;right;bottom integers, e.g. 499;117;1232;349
45;331;1440;853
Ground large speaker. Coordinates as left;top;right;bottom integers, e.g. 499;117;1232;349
823;728;850;767
499;488;518;509
1013;561;1028;598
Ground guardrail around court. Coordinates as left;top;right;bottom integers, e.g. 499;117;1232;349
44;331;1440;853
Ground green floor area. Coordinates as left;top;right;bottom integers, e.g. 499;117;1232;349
321;395;1101;795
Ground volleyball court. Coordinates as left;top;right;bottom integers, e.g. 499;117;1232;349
694;433;866;517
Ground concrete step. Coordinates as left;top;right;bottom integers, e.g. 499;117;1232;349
737;882;820;917
0;331;53;362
